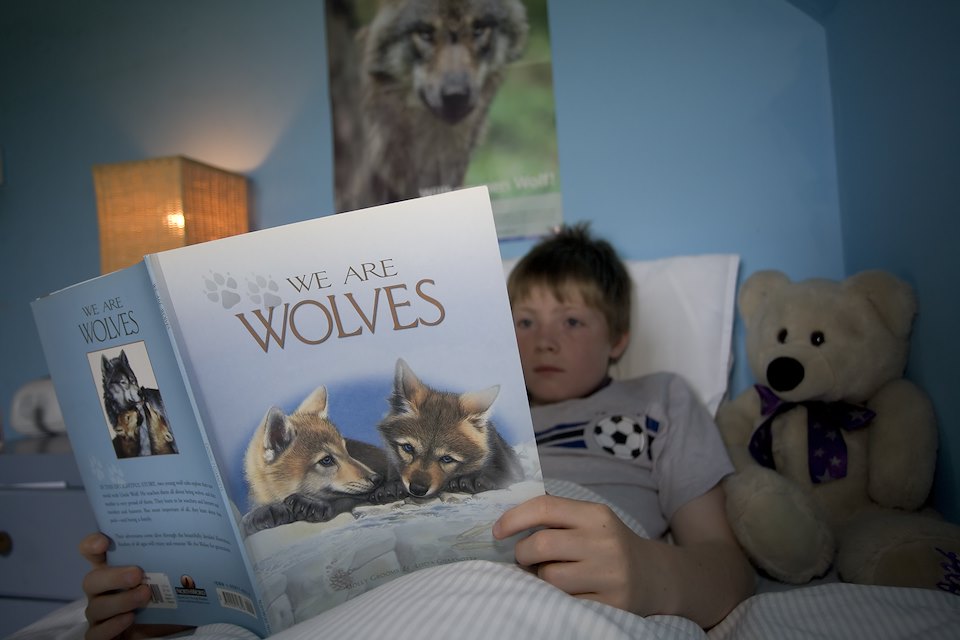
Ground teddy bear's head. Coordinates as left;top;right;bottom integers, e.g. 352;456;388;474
739;270;917;404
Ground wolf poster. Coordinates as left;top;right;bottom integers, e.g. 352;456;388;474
326;0;563;240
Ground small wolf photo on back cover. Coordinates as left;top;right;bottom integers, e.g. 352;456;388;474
89;342;179;459
326;0;563;239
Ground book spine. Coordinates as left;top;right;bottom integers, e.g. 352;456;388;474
145;255;271;635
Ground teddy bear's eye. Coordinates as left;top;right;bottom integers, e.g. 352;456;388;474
810;331;825;346
777;329;788;344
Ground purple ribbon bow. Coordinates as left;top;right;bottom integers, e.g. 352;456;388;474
747;385;875;484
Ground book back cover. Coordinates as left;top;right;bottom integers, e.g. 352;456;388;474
32;263;269;635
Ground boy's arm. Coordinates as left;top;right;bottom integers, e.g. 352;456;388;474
493;486;754;628
659;485;755;627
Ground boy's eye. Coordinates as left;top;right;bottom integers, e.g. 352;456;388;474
564;317;583;328
515;318;533;329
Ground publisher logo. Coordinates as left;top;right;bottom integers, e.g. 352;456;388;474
175;574;208;599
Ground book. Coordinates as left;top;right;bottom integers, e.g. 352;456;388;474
31;186;544;637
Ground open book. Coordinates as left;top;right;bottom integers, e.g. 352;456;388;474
31;187;544;637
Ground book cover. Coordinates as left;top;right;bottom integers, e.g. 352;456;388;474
33;186;543;635
31;262;266;633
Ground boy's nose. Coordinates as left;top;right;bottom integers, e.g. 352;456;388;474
534;330;558;352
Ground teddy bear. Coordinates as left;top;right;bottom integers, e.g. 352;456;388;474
717;269;960;593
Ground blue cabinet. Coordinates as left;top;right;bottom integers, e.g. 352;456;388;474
0;436;98;637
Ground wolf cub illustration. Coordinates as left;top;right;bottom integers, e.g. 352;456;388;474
112;409;141;459
373;359;523;502
101;350;177;457
143;394;177;455
242;386;387;535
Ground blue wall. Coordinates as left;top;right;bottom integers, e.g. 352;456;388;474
0;0;334;437
2;1;952;517
824;0;960;520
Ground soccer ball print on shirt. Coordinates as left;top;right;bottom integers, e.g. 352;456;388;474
594;415;647;459
535;413;660;461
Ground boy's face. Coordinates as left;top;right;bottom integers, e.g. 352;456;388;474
512;284;629;406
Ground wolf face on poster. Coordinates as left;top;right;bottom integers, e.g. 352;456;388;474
327;0;563;239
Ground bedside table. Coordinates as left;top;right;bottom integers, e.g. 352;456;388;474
0;435;99;637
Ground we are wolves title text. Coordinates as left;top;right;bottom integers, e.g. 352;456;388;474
234;258;447;353
78;295;140;344
75;259;447;352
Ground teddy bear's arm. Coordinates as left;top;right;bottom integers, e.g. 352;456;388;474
716;389;762;472
866;378;938;510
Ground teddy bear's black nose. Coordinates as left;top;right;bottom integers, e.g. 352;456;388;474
767;357;805;392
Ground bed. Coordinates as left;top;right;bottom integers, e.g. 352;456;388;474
10;254;960;640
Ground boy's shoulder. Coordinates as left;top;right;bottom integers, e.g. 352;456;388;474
600;372;707;419
608;370;695;397
533;371;692;421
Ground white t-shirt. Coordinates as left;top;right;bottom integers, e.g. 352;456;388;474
531;372;734;539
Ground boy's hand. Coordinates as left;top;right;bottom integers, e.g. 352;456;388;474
492;494;658;615
493;489;754;627
79;532;191;640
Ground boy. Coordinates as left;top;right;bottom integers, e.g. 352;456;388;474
78;224;751;637
491;223;753;627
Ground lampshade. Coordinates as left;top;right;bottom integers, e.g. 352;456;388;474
93;156;249;274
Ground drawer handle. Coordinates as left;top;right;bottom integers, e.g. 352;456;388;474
0;531;11;557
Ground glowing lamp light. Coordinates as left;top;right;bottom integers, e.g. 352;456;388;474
93;156;249;274
166;211;186;232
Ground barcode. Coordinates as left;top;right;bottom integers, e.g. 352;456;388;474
218;588;256;617
142;573;177;609
148;584;164;603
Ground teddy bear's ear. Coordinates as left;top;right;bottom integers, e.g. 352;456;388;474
738;270;790;323
844;270;918;339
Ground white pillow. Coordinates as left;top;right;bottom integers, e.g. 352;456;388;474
504;254;740;416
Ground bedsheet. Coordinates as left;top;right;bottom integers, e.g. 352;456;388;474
10;561;960;640
11;481;960;640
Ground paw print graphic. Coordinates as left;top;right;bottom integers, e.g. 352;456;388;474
108;464;126;486
245;274;283;310
89;455;106;482
202;272;242;309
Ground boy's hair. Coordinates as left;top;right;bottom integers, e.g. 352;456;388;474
507;222;632;343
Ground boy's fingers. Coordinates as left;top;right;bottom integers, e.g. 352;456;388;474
512;528;584;567
78;532;110;567
84;611;136;640
84;583;151;631
494;494;602;538
494;495;566;538
82;566;144;601
536;557;604;596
